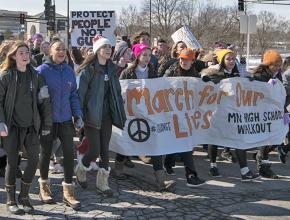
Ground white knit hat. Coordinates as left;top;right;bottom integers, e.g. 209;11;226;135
92;35;112;54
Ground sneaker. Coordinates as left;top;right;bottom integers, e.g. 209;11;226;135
259;163;278;179
220;151;237;163
165;166;176;176
209;167;221;177
277;146;287;164
241;171;260;182
124;159;135;168
186;174;206;187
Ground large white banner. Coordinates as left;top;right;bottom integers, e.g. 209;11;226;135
110;77;288;155
70;11;116;47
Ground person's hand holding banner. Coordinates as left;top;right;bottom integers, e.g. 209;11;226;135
0;122;8;137
268;78;277;86
284;113;290;125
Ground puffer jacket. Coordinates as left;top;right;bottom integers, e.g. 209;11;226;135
0;64;52;131
252;64;282;83
37;58;82;123
201;64;240;84
164;61;200;78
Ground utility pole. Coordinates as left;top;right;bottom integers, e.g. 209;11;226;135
149;0;152;45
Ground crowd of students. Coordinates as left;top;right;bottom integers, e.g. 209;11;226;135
0;30;289;214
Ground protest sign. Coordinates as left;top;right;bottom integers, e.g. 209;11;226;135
171;26;202;49
70;10;116;47
110;77;288;155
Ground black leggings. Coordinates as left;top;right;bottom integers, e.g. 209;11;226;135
3;126;39;185
208;145;247;168
40;121;75;183
82;117;112;170
164;153;176;168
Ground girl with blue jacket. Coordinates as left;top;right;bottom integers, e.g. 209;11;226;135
36;38;83;210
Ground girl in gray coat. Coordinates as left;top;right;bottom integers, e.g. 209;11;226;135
76;35;126;196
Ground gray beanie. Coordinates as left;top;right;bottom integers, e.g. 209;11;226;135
112;41;128;62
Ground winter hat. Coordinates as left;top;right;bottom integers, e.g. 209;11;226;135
112;41;128;62
32;34;43;42
215;49;234;64
132;43;150;58
178;48;196;61
263;49;282;66
92;35;112;54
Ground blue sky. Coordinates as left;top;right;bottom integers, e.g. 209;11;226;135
2;0;290;19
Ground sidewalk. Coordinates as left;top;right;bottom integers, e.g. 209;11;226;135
0;148;290;219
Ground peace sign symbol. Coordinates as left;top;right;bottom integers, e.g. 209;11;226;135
127;118;150;142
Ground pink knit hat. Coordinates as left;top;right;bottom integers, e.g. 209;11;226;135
132;43;150;58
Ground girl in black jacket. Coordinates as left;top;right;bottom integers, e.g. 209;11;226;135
252;49;283;178
0;41;52;214
117;43;176;191
201;49;259;181
164;48;205;187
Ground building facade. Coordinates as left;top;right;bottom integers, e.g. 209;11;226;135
0;9;27;39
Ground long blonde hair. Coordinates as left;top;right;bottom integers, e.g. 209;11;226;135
0;41;29;74
0;40;14;64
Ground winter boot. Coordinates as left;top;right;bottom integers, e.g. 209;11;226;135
62;182;81;211
154;170;176;192
75;159;91;189
113;160;127;180
5;185;23;215
18;180;34;213
38;178;54;204
96;167;113;197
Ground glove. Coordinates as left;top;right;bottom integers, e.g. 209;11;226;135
41;126;51;136
268;78;277;86
74;117;84;130
284;113;290;125
42;130;50;136
38;85;49;102
0;122;8;137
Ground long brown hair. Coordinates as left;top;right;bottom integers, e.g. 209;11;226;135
0;40;14;64
0;41;29;73
171;41;185;59
76;53;96;75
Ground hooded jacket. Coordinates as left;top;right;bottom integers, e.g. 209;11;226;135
0;64;52;131
37;58;82;123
